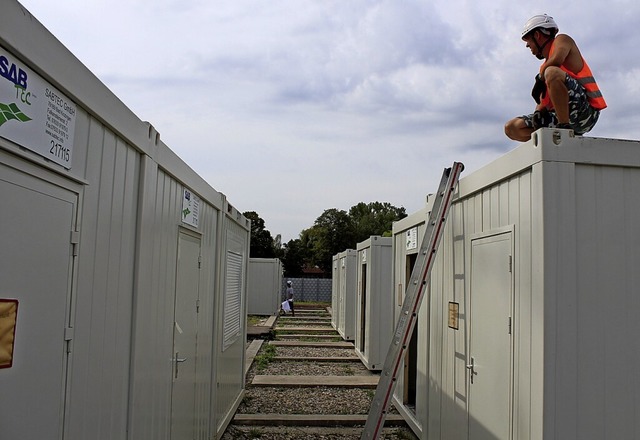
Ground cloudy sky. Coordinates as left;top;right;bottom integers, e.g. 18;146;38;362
17;0;640;243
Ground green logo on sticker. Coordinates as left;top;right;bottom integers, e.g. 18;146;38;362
0;102;31;127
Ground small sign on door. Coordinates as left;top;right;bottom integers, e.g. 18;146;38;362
0;299;19;369
448;301;459;330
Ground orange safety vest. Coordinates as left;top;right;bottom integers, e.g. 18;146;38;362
540;39;607;110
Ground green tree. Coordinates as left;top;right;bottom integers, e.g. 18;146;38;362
303;208;355;272
243;211;276;258
280;238;308;277
349;202;407;243
302;203;406;272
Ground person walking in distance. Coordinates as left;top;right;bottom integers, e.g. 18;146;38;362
504;14;606;142
286;280;295;316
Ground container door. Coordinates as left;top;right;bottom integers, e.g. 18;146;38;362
403;253;418;411
170;230;201;440
468;232;513;440
0;163;77;439
358;263;367;354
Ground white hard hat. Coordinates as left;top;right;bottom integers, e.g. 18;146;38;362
287;280;292;284
521;14;558;39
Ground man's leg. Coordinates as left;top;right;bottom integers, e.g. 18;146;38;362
544;67;570;124
505;116;535;142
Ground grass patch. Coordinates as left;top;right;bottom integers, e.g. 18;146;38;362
254;344;277;372
295;301;330;307
342;365;355;375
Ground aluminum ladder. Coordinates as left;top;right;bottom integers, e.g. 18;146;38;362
361;162;464;440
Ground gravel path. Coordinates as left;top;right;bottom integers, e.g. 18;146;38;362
221;308;418;439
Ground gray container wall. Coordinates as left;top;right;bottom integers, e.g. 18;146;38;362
248;258;283;315
0;3;250;439
337;249;357;341
412;130;640;440
355;236;393;371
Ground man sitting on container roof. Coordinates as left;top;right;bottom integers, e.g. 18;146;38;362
504;14;607;142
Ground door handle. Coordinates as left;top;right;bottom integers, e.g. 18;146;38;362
174;352;188;379
466;357;478;384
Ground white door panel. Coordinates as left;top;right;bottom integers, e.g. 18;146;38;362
0;165;76;440
468;232;513;440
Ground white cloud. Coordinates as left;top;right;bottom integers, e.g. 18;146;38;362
17;0;640;242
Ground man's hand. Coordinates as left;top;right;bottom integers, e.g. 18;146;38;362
532;108;552;129
531;73;547;104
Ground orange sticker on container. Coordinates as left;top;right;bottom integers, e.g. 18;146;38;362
0;299;19;369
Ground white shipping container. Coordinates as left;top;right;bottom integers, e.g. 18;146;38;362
397;129;640;440
0;2;250;439
247;258;283;315
355;236;393;371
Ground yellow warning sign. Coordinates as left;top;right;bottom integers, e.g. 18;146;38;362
0;299;18;369
448;302;459;330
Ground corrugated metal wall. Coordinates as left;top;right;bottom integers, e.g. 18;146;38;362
540;159;640;440
214;209;249;436
129;160;225;440
67;115;140;439
426;167;535;440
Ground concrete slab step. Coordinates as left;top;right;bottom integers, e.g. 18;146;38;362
277;334;342;339
275;326;337;333
247;326;274;337
251;375;378;388
279;315;331;320
274;356;361;362
280;323;332;328
269;340;353;348
232;413;406;427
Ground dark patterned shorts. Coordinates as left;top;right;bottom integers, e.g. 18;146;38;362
520;74;600;135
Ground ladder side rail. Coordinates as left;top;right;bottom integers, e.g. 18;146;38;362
361;162;464;440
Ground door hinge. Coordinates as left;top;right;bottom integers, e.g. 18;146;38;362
196;299;200;313
508;255;513;273
70;231;80;256
198;255;202;269
508;317;512;335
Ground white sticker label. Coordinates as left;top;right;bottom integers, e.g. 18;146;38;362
181;189;200;228
0;46;76;169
